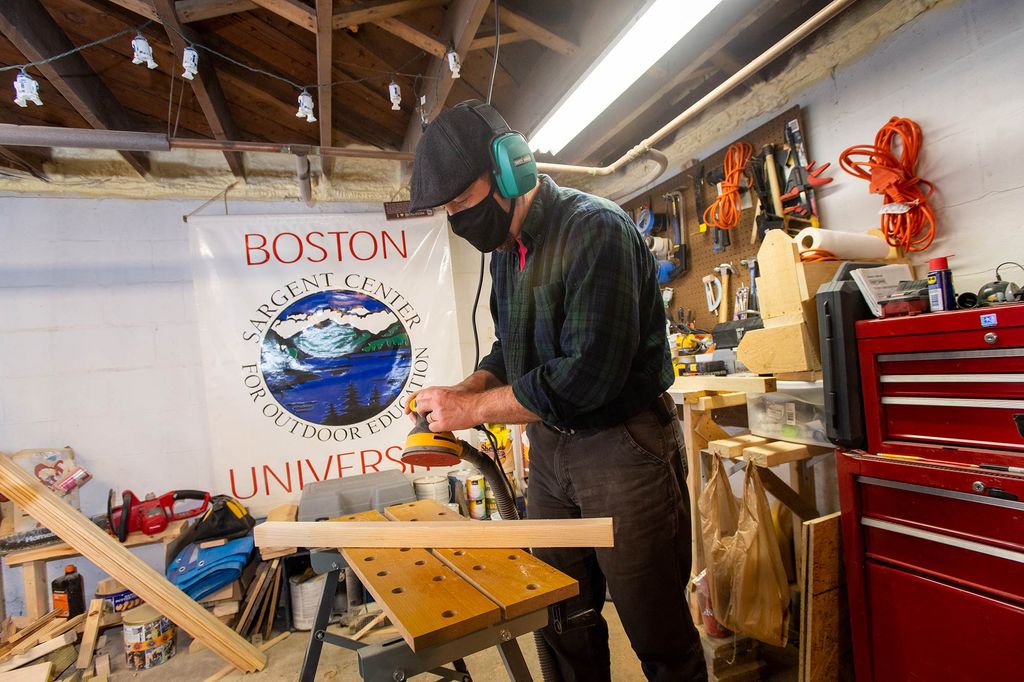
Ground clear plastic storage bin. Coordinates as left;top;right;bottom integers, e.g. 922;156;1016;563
746;380;830;447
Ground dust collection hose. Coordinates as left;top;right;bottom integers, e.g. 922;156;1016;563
456;440;563;682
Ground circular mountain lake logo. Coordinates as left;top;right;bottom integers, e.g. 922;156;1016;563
260;289;412;426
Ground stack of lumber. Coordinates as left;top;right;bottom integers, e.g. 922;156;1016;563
708;435;832;467
0;452;265;673
201;581;243;624
235;560;281;640
0;610;81;677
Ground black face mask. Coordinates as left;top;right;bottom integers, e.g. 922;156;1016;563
449;185;515;253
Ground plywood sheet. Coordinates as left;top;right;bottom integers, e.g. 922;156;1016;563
384;500;578;620
799;512;852;682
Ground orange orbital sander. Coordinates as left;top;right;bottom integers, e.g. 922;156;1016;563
401;398;465;467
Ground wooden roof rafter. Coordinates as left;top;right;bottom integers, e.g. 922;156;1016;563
150;0;247;179
485;6;577;57
247;0;316;32
315;0;334;175
401;0;489;152
332;0;448;31
0;0;150;176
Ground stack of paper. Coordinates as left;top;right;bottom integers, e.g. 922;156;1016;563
851;264;914;317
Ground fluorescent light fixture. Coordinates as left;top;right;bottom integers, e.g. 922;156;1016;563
529;0;722;155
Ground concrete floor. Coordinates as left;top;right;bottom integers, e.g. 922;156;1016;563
97;603;646;681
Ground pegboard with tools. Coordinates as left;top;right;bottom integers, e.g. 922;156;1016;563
622;106;825;333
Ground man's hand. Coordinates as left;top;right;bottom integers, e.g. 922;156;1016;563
409;386;481;432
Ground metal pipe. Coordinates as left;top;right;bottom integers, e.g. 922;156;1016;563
170;138;414;162
606;148;668;202
536;0;857;177
0;124;170;152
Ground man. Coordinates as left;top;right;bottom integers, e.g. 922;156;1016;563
407;100;706;682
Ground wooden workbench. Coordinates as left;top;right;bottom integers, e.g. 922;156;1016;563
337;500;578;654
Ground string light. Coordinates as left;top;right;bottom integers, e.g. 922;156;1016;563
388;79;401;110
131;33;158;69
182;46;199;81
13;70;42;107
4;16;450;124
446;47;461;79
296;90;317;123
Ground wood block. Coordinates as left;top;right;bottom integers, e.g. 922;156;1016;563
38;644;75;678
709;435;770;459
199;539;227;549
211;601;239;618
235;561;276;636
75;599;105;670
672;375;777;395
202;581;242;604
0;661;53;682
384;501;578;620
254;518;614;549
21;563;49;620
742;441;813;467
737;321;819;374
261;563;283;641
695;392;747;411
336;510;501;652
258;504;298;561
0;454;264;673
93;654;110;679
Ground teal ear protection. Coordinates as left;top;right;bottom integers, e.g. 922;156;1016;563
467;100;538;199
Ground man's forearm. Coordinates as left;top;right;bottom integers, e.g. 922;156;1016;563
456;369;504;393
475;385;541;425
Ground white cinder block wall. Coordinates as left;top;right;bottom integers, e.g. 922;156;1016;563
1;0;1021;612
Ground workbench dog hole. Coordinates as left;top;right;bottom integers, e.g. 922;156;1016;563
376;570;388;577
414;559;426;566
363;556;375;562
392;587;404;594
400;547;411;552
441;610;457;619
432;575;445;582
508;554;519;560
453;550;465;556
472;565;485;571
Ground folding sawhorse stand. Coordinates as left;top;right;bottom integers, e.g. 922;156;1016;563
299;549;542;682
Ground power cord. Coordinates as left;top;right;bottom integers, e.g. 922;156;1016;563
838;116;936;252
703;142;753;230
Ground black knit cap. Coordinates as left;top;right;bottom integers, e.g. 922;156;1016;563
409;100;496;211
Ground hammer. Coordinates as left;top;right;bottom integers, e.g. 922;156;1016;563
739;257;758;313
714;263;734;323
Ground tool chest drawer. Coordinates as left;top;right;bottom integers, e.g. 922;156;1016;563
865;561;1024;682
857;304;1024;457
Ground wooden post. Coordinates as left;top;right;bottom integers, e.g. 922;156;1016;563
22;561;48;620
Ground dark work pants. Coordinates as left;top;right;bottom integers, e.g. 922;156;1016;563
527;393;707;682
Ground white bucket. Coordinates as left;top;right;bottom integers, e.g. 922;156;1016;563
414;475;450;502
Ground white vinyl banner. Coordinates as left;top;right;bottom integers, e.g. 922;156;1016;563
188;212;462;515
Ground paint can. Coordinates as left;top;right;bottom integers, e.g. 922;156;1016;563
122;604;176;670
414;475;450;502
468;497;488;520
96;577;141;614
445;502;462;515
484;486;498;518
466;475;486;501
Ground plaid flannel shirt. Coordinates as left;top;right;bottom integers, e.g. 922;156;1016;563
477;176;674;430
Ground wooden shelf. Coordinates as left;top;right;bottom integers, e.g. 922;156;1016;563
4;521;186;567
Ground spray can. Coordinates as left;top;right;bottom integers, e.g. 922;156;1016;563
927;256;955;312
52;564;86;617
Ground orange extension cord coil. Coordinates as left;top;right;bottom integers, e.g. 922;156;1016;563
838;116;936;253
703;142;753;230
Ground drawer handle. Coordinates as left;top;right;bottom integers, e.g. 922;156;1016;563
881;396;1024;410
984;332;999;345
862;518;1024;564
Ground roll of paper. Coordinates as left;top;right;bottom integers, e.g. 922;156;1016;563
795;228;889;260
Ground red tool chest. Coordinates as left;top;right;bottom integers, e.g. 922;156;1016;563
839;304;1024;682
